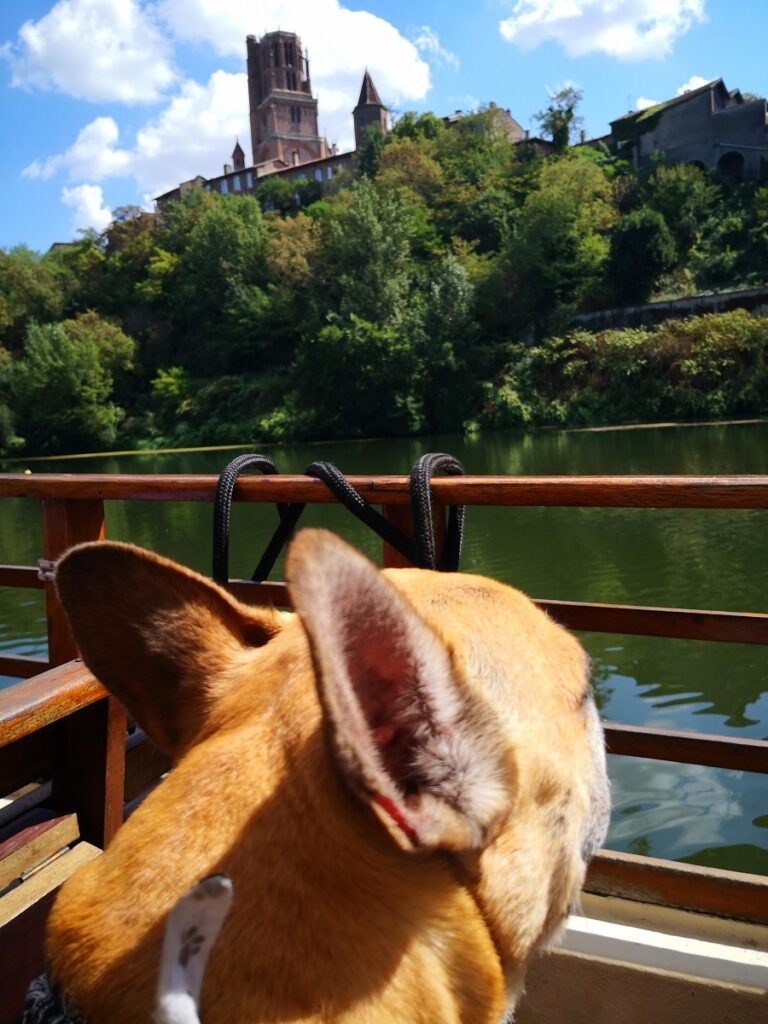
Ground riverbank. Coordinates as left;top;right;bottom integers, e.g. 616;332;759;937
5;415;768;466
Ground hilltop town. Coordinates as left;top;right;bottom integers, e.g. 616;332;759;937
156;30;768;209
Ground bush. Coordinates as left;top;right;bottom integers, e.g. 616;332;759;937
479;310;768;428
4;322;122;454
608;208;676;304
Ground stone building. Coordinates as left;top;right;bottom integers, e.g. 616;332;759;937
609;78;768;180
156;30;386;207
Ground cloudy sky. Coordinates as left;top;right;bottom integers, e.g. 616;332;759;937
1;0;765;251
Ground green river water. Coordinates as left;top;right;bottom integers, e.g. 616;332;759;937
2;422;767;874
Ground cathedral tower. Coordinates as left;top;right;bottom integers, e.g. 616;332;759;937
246;31;327;167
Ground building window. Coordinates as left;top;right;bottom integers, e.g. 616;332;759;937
233;174;241;192
286;70;297;91
284;41;294;65
326;166;333;180
246;171;253;189
270;41;278;65
220;179;228;195
314;168;323;182
290;105;301;124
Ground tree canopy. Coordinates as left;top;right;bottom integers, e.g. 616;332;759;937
1;99;767;456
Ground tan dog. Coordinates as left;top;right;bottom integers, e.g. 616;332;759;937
47;529;609;1023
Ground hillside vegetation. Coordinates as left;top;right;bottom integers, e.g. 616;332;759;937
2;106;768;456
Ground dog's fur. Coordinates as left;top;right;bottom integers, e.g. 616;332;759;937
47;529;609;1023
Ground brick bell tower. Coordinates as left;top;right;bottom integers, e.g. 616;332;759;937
353;70;388;149
246;31;327;167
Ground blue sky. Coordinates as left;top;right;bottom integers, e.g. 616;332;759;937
1;1;766;253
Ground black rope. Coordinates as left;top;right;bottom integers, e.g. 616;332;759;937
212;454;286;585
304;461;418;565
409;453;466;571
212;452;466;586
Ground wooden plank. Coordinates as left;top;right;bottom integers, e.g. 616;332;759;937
604;723;768;774
41;497;106;667
0;886;58;1023
586;849;768;925
1;473;768;508
0;565;45;590
540;599;768;645
0;661;105;747
0;811;79;890
53;697;127;850
0;655;50;680
0;841;100;927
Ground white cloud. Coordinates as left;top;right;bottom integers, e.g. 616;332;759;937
157;0;430;148
19;2;433;201
61;184;113;233
634;75;713;113
25;72;250;198
23;117;131;181
499;0;706;61
3;0;175;103
677;74;712;94
411;26;459;70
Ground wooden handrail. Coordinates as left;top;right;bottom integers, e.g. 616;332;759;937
2;660;766;777
586;849;768;925
2;472;768;507
0;661;105;747
604;722;768;773
230;582;768;645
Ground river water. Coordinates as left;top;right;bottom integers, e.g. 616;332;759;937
2;423;767;874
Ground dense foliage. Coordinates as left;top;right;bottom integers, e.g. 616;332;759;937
2;104;768;456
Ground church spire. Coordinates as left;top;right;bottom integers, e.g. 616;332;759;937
353;70;387;150
356;70;383;108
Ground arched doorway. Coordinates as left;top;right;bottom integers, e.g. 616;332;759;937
717;151;744;183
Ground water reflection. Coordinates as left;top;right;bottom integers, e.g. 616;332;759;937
2;422;767;872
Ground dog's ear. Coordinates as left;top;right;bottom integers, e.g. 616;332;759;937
286;529;510;852
56;542;285;755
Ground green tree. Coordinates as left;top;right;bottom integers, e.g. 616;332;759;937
61;310;137;403
255;177;322;214
643;162;721;259
3;322;122;454
0;246;67;349
608;208;677;303
293;315;424;438
533;87;583;152
169;195;270;373
504;152;616;334
356;123;388;178
311;178;415;323
390;111;445;144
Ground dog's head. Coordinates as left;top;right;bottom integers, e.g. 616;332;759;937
53;529;609;1017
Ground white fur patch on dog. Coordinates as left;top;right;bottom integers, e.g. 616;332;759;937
152;874;233;1024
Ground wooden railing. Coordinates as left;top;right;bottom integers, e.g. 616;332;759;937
1;471;768;1013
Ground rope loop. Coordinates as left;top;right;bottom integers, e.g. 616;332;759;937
212;454;286;585
409;453;466;571
212;452;466;586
